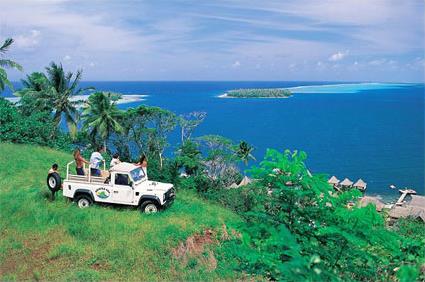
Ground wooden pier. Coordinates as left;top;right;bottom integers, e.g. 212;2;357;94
396;189;417;206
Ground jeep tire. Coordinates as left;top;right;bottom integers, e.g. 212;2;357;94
75;194;93;209
47;172;61;192
140;201;159;214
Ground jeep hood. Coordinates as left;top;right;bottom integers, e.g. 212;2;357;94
143;180;173;192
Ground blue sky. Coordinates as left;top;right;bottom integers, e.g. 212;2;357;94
1;0;424;82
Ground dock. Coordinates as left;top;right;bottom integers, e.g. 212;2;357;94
396;189;417;206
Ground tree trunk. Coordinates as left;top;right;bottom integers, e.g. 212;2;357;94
159;152;163;169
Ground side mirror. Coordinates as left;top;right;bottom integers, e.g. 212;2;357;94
129;181;134;188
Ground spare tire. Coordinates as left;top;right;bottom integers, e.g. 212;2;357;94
47;172;61;192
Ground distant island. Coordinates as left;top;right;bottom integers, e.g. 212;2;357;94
219;88;292;98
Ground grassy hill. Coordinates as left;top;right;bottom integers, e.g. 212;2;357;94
0;143;249;281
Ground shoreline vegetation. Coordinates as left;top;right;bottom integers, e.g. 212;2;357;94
219;88;292;98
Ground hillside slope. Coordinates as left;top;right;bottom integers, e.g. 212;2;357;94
0;143;248;281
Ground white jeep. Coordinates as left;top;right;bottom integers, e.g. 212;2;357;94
47;161;175;213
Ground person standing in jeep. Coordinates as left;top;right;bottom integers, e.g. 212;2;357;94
73;148;89;175
90;146;105;176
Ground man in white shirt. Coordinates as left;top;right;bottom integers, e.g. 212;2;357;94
110;153;121;168
90;145;105;176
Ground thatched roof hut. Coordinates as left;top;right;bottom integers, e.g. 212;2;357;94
410;195;425;208
389;206;425;222
359;196;384;212
353;179;367;191
229;183;238;189
328;176;340;185
340;178;353;187
389;195;425;222
238;176;252;187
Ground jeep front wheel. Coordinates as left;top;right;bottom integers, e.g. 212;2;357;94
140;201;158;214
75;195;92;209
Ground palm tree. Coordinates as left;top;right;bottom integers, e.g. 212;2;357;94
0;38;23;93
82;91;123;149
236;141;256;166
45;62;92;137
14;72;55;115
16;62;92;137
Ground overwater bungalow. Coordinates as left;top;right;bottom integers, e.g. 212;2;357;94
328;176;340;186
353;179;367;192
340;178;353;188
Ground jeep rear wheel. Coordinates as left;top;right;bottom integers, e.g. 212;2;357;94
75;194;92;209
140;201;158;214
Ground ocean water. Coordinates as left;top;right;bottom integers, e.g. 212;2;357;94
4;81;424;198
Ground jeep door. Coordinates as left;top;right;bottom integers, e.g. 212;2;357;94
112;173;134;204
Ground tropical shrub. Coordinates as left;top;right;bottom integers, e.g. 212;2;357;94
0;98;71;149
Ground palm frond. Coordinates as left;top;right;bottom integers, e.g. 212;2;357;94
0;38;13;53
0;59;23;71
0;68;13;91
69;69;82;93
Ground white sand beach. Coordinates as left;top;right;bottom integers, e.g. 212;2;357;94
6;94;147;106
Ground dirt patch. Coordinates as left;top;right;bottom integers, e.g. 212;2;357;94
90;261;110;271
171;225;240;272
172;228;218;271
172;229;216;259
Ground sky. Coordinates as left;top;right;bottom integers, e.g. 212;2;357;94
1;0;424;82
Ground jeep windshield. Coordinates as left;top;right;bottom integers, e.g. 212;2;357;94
130;167;145;183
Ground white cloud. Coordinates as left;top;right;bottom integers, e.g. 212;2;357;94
232;60;241;67
368;59;387;66
0;0;422;81
329;51;347;62
14;29;41;48
63;55;71;61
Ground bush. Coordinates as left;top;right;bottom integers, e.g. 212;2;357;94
0;98;72;150
203;184;262;214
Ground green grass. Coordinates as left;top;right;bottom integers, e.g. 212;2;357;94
0;143;249;281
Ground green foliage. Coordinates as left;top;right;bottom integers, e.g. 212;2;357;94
225;88;292;98
220;148;425;281
15;72;55;116
111;105;176;167
82;91;123;148
15;63;92;138
196;135;237;181
178;111;206;144
0;98;71;149
235;140;256;166
175;140;203;176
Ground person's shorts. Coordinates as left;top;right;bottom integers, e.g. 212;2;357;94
76;167;84;176
90;168;101;176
